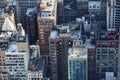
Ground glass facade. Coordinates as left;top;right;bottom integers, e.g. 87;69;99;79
68;59;87;80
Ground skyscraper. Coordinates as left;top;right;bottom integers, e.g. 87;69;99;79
57;0;77;24
37;0;57;56
0;18;29;79
107;0;120;31
6;24;29;80
68;40;88;80
25;7;38;44
100;0;107;22
49;23;81;80
76;0;88;17
16;0;40;24
95;31;118;79
49;26;70;80
88;48;96;80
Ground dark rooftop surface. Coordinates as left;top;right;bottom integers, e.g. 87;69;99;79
64;0;76;10
29;58;45;71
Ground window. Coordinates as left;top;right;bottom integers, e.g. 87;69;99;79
93;5;96;8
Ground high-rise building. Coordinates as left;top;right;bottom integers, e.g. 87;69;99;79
88;48;96;80
0;9;17;80
25;7;38;44
57;0;77;24
107;0;120;31
49;26;70;80
0;18;29;79
6;40;29;80
57;0;64;24
68;40;88;80
95;31;119;79
88;1;100;21
16;0;40;24
76;0;88;17
49;23;82;80
37;0;57;56
6;24;29;80
100;0;107;22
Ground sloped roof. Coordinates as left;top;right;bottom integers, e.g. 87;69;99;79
2;17;16;31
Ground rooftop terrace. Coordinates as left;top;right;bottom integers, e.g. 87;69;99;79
50;25;81;39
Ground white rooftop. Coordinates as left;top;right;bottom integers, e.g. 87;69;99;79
68;53;87;59
0;31;13;39
7;42;17;52
30;45;39;59
40;0;56;11
106;72;114;80
68;39;95;58
106;72;114;77
50;31;59;39
59;26;69;30
2;17;16;31
70;31;81;39
5;42;26;54
26;7;37;16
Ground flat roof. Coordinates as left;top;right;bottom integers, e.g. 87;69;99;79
68;53;87;59
17;36;26;42
85;39;95;48
30;45;39;59
40;0;56;11
29;58;45;71
106;72;114;76
70;31;81;39
50;31;59;39
5;42;26;54
26;7;37;16
50;30;81;39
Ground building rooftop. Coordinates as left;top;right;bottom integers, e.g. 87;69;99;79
68;39;95;58
5;42;26;54
0;31;13;39
68;53;87;60
106;72;114;76
0;5;14;15
30;45;39;59
50;25;81;39
40;0;56;11
2;17;16;31
95;30;119;40
64;0;77;11
71;31;81;39
17;36;26;42
0;25;26;51
84;39;95;48
40;78;50;80
29;58;45;71
38;0;57;19
26;7;37;17
50;31;59;39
